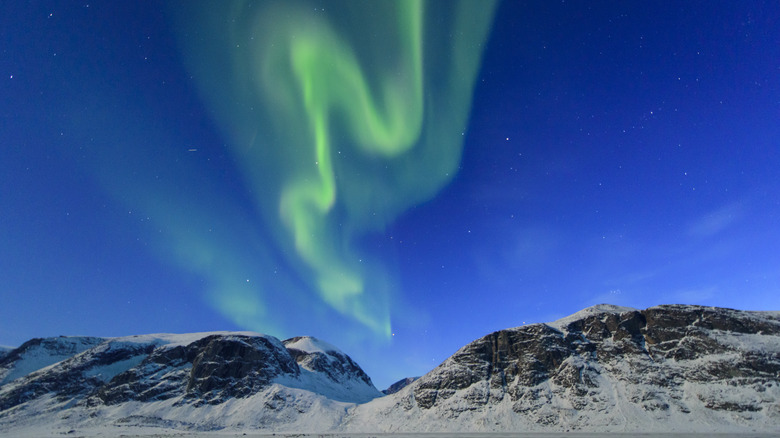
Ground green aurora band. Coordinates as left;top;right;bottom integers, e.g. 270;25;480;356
173;0;496;338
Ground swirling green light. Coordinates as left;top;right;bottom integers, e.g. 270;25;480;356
172;0;496;339
276;1;424;333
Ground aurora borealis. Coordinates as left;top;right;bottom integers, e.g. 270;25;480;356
2;1;779;388
171;0;496;338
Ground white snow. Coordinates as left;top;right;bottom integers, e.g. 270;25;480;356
83;355;147;382
285;336;342;355
711;329;780;353
546;304;638;331
107;331;272;349
276;369;382;404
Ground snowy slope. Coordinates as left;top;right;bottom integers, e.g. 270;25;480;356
282;336;383;403
0;336;105;385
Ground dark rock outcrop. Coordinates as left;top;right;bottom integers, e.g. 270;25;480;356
93;342;196;405
186;335;299;404
0;334;300;411
383;377;419;395
91;334;301;406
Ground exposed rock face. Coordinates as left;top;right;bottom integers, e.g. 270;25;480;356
383;377;419;395
91;334;300;406
390;304;780;430
186;335;300;404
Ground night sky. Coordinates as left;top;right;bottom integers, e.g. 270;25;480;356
2;1;779;389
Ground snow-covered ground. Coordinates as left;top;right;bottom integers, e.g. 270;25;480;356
3;432;779;437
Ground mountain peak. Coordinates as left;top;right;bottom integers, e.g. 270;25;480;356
283;336;341;355
547;303;638;331
282;336;382;403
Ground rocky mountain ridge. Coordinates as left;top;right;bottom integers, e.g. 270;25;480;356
1;304;779;435
354;304;780;432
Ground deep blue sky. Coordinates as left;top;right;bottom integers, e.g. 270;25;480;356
2;1;779;389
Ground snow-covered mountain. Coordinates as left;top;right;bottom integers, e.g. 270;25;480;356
1;304;778;436
0;332;380;435
345;304;780;433
282;336;382;403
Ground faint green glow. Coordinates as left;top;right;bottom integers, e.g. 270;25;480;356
171;0;496;339
275;1;423;334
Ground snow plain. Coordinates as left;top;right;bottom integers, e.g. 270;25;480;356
6;432;778;438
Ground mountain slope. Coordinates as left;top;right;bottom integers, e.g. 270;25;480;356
1;304;778;435
0;336;105;386
282;336;383;403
